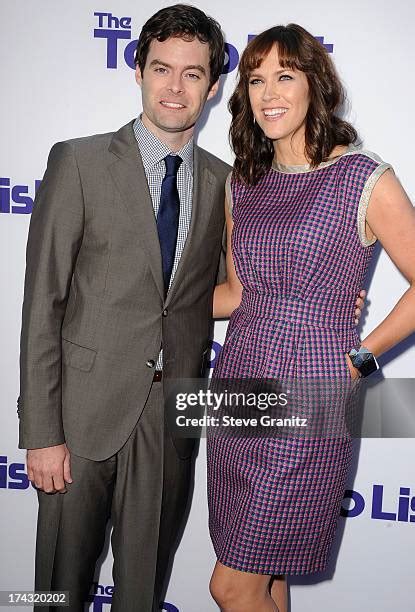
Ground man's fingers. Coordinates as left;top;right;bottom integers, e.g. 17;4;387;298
52;474;67;494
32;468;45;491
26;452;35;484
33;474;44;490
27;466;34;483
63;452;73;484
359;289;367;299
26;445;69;492
29;463;44;490
356;298;364;309
42;475;56;494
49;455;67;493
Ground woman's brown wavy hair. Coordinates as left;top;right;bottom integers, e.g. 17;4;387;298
229;24;358;185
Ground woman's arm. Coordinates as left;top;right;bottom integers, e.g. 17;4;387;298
213;196;243;318
357;169;415;359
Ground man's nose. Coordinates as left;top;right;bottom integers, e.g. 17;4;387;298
167;73;183;94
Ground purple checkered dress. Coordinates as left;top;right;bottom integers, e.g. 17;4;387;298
207;147;391;575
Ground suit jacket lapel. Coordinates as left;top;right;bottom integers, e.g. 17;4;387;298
165;145;217;308
108;121;164;300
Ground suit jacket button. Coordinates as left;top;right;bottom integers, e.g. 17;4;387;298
162;309;168;317
146;359;155;368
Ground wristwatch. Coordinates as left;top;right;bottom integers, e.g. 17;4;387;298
348;346;379;378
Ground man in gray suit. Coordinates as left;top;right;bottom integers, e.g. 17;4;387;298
18;5;230;611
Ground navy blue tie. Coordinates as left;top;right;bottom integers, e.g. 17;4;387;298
157;154;182;296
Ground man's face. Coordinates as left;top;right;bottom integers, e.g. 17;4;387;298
136;36;219;144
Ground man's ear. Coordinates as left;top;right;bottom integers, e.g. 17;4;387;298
135;65;143;87
207;79;220;101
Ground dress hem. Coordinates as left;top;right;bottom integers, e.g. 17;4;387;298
214;553;329;576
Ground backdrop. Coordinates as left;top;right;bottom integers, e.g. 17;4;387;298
1;1;414;610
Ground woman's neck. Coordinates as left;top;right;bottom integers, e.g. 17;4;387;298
273;135;308;166
273;139;350;167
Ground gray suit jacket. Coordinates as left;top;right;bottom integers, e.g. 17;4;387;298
18;120;231;460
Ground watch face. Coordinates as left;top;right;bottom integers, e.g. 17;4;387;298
360;358;378;377
353;354;365;368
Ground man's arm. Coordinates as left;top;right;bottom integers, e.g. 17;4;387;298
19;141;84;490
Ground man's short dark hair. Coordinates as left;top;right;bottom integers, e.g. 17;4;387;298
135;4;225;88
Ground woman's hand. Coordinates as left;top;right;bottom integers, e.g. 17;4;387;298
345;353;361;381
354;289;366;325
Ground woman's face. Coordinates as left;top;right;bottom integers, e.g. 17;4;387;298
248;45;310;150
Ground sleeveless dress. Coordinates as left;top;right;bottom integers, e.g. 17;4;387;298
207;146;392;574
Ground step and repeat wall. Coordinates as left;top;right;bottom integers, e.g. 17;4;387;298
1;1;414;610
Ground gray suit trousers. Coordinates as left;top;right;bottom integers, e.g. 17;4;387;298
34;381;192;612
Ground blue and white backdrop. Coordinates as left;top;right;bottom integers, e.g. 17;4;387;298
1;1;414;610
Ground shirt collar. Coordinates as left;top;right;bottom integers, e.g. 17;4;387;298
133;116;194;175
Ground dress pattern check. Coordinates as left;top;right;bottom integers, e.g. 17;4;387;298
207;148;391;574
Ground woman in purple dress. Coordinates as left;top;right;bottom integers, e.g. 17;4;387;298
208;24;415;611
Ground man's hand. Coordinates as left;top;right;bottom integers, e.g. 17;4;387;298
354;289;366;326
27;443;72;494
